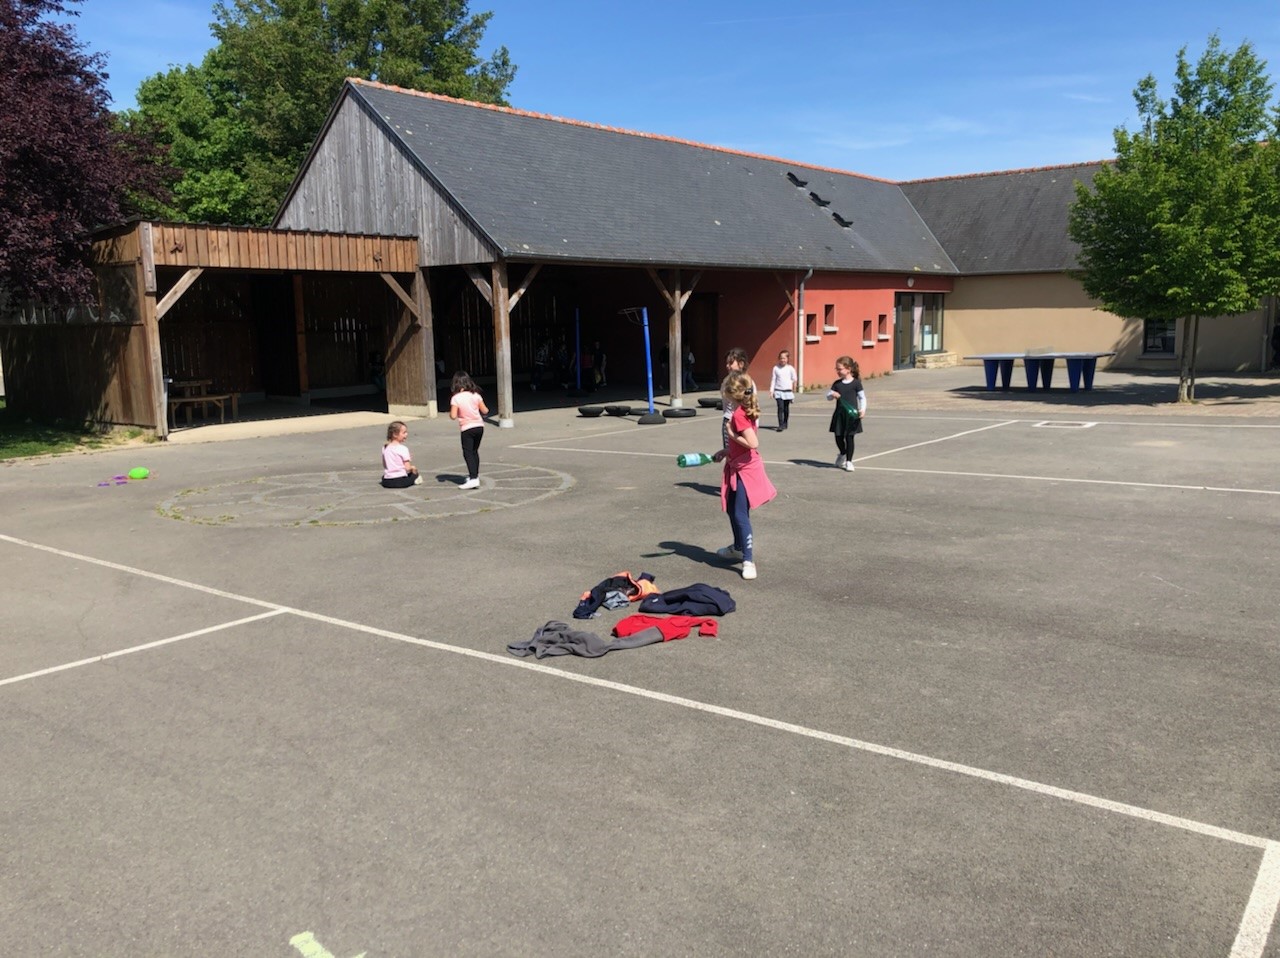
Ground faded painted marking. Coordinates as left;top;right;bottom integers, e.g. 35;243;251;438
289;930;365;958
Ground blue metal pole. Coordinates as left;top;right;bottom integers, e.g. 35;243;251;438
641;307;655;413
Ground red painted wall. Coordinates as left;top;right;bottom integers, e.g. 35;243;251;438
708;270;954;390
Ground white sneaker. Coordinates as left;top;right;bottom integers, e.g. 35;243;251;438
835;454;846;468
741;561;757;580
413;475;423;485
716;545;743;559
460;478;480;490
843;461;855;471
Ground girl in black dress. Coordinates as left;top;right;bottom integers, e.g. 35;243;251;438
826;356;866;472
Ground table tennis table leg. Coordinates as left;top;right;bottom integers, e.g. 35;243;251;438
1039;358;1055;390
1023;358;1040;391
1065;358;1083;392
1082;357;1098;390
998;359;1013;391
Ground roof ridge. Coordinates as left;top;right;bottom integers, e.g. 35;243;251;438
901;159;1112;185
346;77;899;185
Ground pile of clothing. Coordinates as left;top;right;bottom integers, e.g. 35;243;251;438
508;578;736;659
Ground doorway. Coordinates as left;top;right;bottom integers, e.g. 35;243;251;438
894;292;944;369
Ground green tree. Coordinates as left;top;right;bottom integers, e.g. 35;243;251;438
121;0;515;226
1069;35;1280;401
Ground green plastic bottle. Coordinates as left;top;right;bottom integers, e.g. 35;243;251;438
676;452;715;468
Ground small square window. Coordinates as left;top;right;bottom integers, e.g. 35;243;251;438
823;304;838;333
862;319;874;347
1143;319;1176;353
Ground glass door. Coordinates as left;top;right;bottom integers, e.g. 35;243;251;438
893;293;915;368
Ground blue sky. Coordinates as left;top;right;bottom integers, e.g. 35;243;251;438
66;0;1280;181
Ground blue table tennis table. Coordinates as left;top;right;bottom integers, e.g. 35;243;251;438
964;352;1116;393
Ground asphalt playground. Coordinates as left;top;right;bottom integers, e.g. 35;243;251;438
2;367;1279;957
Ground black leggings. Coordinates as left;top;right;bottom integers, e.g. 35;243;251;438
461;427;484;479
834;433;857;459
381;474;416;488
775;397;791;428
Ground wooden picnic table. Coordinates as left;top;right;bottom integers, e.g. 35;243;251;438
167;379;237;425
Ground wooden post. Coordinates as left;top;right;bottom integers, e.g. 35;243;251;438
491;260;513;427
136;223;167;437
292;274;310;402
416;266;438;417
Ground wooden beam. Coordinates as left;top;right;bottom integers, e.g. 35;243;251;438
677;271;702;310
154;267;205;320
646;267;678;310
380;272;419;322
491;260;513;427
464;264;493;305
136;254;166;436
139;222;156;293
507;263;542;310
415;264;438;413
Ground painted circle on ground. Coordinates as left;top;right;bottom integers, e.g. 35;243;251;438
158;463;575;527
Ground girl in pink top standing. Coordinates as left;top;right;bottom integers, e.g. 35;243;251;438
716;371;777;580
449;371;489;490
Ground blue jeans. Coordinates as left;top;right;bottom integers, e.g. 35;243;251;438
725;482;753;562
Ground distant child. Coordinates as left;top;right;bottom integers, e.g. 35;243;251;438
714;346;753;461
716;371;777;580
769;349;798;431
826;356;866;472
381;421;421;488
449;371;489;490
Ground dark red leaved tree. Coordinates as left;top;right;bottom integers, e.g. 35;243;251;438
0;0;171;302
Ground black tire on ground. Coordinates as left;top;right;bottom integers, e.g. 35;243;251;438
578;406;605;417
663;408;697;418
697;397;723;409
605;405;630;416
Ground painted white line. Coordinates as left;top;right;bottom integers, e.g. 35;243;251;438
851;465;1280;497
0;610;287;687
852;420;1019;462
0;533;285;610
1231;841;1280;958
268;604;1272;852
2;532;1275;952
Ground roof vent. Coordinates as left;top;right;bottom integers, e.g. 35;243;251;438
786;172;808;188
809;192;831;207
832;212;853;228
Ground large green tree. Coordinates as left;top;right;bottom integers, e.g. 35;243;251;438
121;0;515;226
1069;35;1280;401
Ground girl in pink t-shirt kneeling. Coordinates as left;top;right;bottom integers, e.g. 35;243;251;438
449;371;489;490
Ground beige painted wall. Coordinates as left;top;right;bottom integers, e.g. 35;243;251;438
943;273;1272;372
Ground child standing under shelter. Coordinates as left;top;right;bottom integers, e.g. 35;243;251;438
826;356;866;472
716;372;776;580
769;349;798;431
380;421;422;488
449;371;489;490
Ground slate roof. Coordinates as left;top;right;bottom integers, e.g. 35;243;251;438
900;163;1103;274
347;80;958;275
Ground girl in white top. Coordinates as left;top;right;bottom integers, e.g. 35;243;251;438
381;421;421;488
449;371;489;490
769;349;798;431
